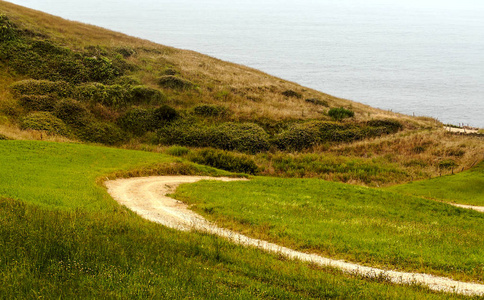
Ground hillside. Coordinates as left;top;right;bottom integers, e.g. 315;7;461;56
0;0;482;187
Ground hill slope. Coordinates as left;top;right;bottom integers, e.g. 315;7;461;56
0;0;482;187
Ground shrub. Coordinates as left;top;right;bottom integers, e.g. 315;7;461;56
0;133;10;140
158;75;194;90
274;121;341;150
76;83;130;107
18;95;57;111
158;122;270;154
152;105;179;127
53;99;92;127
328;107;354;121
305;98;329;107
0;14;17;41
115;46;136;58
166;146;190;157
10;80;73;98
78;122;126;145
209;123;270;153
20;112;69;136
113;75;142;86
438;159;457;170
274;121;376;150
367;119;403;133
130;85;166;104
193;104;227;117
117;107;153;135
190;149;258;174
282;90;302;98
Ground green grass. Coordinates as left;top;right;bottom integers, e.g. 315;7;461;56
0;140;464;298
173;177;484;282
387;161;484;206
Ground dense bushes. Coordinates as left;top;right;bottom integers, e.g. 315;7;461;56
54;99;92;127
193;104;227;117
274;120;403;151
20;112;69;136
19;95;57;111
328;107;354;121
0;14;17;41
11;79;166;109
117;107;153;135
158;122;270;154
78;122;126;145
158;75;194;90
10;80;73;98
0;16;125;84
189;149;258;174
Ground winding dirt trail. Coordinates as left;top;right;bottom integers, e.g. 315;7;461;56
105;176;484;296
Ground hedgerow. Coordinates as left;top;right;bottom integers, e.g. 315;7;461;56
158;122;270;154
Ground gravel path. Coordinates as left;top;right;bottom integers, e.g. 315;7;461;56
105;176;484;296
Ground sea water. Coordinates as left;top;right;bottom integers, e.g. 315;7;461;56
8;0;484;127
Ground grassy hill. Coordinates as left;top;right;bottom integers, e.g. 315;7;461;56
0;1;483;298
0;1;482;187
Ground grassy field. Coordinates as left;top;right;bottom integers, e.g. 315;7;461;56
0;140;470;299
173;177;484;283
387;161;484;206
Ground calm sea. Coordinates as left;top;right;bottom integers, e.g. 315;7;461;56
8;0;484;127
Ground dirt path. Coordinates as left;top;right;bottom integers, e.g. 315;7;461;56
451;203;484;213
105;176;484;296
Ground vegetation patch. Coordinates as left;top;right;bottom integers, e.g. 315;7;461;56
305;98;329;107
159;122;270;154
20;111;69;136
328;107;355;121
388;161;484;206
158;75;194;90
282;90;302;98
189;148;259;175
174;177;484;282
193;104;227;117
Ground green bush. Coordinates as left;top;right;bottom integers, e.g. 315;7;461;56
282;90;302;98
53;99;92;127
130;85;165;104
76;83;130;107
209;123;270;153
20;112;69;136
193;104;227;117
19;95;57;111
0;134;9;140
190;149;258;174
10;80;73;98
166;145;190;157
152;105;179;127
78;122;126;145
158;122;270;153
274;121;379;150
305;98;329;107
0;14;17;41
113;75;141;86
328;107;355;121
117;107;153;135
367;119;403;134
158;75;194;90
0;20;125;83
438;159;457;170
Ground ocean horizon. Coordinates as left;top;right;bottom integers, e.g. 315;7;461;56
8;0;484;127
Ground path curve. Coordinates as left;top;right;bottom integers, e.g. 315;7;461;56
105;176;484;296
